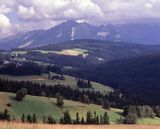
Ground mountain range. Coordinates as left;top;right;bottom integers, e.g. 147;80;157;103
0;20;160;49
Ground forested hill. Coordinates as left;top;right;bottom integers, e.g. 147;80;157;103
70;54;160;106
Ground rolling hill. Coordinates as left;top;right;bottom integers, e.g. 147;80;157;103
12;39;160;68
0;92;122;124
0;73;113;94
71;54;160;105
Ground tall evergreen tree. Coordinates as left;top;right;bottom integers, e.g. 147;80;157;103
32;114;37;123
103;112;109;124
26;114;32;123
21;114;25;123
63;110;72;124
75;112;80;124
86;111;92;124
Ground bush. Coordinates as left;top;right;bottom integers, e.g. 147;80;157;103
6;103;12;107
16;88;27;101
123;114;137;124
56;94;64;108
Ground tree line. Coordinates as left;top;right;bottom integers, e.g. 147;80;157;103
71;55;160;106
0;109;109;125
0;78;128;108
0;62;42;76
122;105;159;124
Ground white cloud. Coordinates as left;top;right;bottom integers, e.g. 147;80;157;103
0;14;12;38
18;5;39;20
0;5;12;14
92;0;160;23
16;0;104;21
1;0;160;38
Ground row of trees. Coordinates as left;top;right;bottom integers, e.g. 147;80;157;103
0;109;109;125
76;78;92;88
60;111;109;125
0;78;125;108
123;105;155;124
0;62;42;76
21;114;38;123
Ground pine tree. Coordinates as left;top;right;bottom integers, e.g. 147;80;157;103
93;111;97;124
26;114;32;123
43;116;46;124
86;111;92;124
81;117;85;124
32;114;37;123
3;109;10;121
60;117;63;124
103;112;109;124
56;94;64;108
63;110;71;124
75;112;80;124
96;115;100;124
21;114;25;123
100;115;103;124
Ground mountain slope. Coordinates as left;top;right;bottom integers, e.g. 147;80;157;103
72;54;160;105
1;21;160;49
12;39;160;68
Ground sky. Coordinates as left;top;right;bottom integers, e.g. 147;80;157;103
0;0;160;38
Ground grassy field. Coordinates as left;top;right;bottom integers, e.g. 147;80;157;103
0;92;122;123
137;117;160;125
34;48;88;56
0;122;160;129
0;74;113;94
12;48;88;57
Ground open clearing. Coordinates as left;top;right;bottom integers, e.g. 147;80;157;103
35;48;88;56
0;122;160;129
12;48;89;57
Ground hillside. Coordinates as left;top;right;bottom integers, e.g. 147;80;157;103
12;39;160;68
0;92;122;124
72;54;160;105
0;73;113;94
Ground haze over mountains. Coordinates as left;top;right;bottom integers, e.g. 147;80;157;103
0;20;160;49
0;20;160;50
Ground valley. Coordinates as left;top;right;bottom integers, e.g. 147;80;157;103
1;0;160;128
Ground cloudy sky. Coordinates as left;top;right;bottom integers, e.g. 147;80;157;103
0;0;160;38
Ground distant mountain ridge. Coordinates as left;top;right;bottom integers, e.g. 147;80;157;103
0;20;160;49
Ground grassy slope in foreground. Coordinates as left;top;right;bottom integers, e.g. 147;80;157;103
0;122;160;129
0;92;122;124
137;117;160;125
0;74;113;94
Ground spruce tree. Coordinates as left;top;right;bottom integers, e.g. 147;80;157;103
86;111;92;124
103;112;109;124
3;109;10;121
60;117;63;124
81;117;85;124
27;114;32;123
96;115;100;124
63;110;71;124
32;114;37;123
75;112;80;124
21;114;25;123
43;116;46;124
